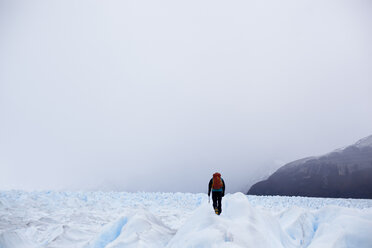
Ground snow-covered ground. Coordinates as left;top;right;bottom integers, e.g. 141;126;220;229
1;191;372;248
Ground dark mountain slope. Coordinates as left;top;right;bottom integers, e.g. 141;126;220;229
248;135;372;199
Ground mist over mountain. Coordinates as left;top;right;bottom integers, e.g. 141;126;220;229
248;135;372;199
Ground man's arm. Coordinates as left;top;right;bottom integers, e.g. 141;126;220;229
222;179;225;196
208;179;212;196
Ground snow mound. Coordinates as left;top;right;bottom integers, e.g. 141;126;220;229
307;206;372;248
84;210;174;248
167;193;295;248
0;230;36;248
278;205;372;248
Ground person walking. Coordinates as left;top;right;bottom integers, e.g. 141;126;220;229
208;172;225;215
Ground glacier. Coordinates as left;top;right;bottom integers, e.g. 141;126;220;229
1;191;372;248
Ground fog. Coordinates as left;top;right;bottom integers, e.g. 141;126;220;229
1;0;372;193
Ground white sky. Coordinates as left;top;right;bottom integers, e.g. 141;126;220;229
1;0;372;193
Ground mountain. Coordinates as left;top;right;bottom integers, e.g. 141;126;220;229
248;135;372;199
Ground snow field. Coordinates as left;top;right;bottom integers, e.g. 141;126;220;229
1;191;372;248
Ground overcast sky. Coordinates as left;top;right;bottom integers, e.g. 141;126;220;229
1;0;371;193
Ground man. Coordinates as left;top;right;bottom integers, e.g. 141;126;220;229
208;172;225;215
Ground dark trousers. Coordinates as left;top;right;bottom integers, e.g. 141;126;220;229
212;191;223;214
